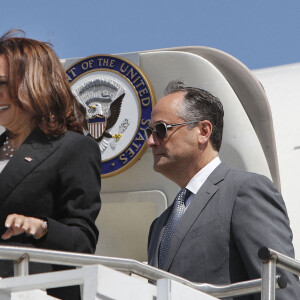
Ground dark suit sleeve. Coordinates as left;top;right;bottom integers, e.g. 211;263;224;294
231;174;300;299
34;135;101;254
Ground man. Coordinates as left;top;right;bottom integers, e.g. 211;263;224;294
147;80;300;299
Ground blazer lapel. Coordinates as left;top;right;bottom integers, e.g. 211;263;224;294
0;128;61;204
163;162;230;271
0;131;7;147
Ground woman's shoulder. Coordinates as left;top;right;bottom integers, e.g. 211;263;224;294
63;130;87;141
61;130;99;151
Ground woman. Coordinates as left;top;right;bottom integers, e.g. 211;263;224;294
0;30;101;299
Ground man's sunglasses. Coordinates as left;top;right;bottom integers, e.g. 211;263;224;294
144;121;199;140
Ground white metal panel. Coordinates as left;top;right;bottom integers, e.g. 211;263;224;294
139;51;270;178
253;63;300;257
157;278;219;300
95;190;167;261
11;290;57;300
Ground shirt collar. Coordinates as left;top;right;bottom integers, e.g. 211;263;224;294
186;157;221;195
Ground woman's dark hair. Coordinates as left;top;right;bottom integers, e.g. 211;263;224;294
0;29;87;135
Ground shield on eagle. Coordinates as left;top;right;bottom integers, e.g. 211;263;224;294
88;115;107;140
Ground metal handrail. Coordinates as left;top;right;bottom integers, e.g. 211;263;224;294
258;247;300;276
0;245;284;299
258;247;300;300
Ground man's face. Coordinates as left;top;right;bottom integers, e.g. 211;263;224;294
147;92;201;181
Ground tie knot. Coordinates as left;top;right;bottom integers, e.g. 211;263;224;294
175;188;191;204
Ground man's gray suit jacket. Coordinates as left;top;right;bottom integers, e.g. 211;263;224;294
148;162;300;299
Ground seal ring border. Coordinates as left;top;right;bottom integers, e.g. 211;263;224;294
70;67;143;162
66;54;156;178
67;57;154;162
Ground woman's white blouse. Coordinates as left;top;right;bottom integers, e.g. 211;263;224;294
0;159;9;173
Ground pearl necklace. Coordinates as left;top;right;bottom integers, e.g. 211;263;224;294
2;137;15;158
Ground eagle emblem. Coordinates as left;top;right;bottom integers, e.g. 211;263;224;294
66;54;155;177
87;93;125;142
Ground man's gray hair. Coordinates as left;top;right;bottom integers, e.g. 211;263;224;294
164;80;224;152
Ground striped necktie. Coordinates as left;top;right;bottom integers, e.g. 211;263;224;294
159;188;191;269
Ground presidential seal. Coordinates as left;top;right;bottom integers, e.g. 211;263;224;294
66;55;155;178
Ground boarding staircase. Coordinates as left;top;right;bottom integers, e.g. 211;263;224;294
0;246;299;300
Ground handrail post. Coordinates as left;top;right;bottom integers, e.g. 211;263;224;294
261;258;276;300
13;253;30;276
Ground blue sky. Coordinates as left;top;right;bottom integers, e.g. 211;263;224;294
1;0;300;69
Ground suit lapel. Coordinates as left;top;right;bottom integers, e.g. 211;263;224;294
0;128;61;204
163;162;230;271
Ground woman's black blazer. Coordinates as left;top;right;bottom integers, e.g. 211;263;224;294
0;128;101;298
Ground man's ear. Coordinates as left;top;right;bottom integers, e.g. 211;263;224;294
197;120;213;144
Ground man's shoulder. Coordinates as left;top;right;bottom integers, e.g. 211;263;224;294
212;162;275;191
217;162;271;181
229;168;272;184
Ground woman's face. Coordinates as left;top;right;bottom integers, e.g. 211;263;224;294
0;54;34;133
